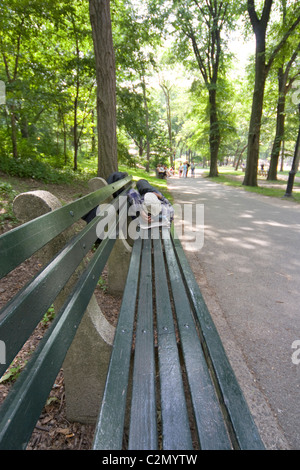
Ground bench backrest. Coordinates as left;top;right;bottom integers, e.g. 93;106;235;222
0;175;132;278
0;176;132;449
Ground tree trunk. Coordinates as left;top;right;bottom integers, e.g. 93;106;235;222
208;87;220;177
62;115;67;165
268;69;286;180
160;82;173;167
243;25;267;186
20;117;29;139
73;78;79;171
138;138;144;157
243;66;266;186
268;40;300;179
243;0;272;187
10;107;18;158
141;74;150;172
91;109;96;154
89;0;118;180
284;107;300;197
244;0;300;185
235;144;247;170
280;141;285;171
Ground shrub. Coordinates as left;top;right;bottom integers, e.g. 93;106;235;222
0;181;18;227
0;154;90;184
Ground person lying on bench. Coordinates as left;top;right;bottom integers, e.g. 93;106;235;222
127;179;174;229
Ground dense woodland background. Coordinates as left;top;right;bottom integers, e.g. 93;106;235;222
0;0;299;185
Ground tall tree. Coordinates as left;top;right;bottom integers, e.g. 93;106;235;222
171;0;232;177
268;44;300;180
0;1;32;158
243;0;300;186
267;1;300;180
63;4;96;171
0;0;94;165
112;0;163;170
89;0;118;179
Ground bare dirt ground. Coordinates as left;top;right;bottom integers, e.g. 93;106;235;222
0;173;122;450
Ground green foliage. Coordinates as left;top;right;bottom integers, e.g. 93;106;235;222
0;363;25;384
97;276;107;293
0;155;90;184
41;305;56;326
0;0;299;180
0;181;18;227
118;164;173;202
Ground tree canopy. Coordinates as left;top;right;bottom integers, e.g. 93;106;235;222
0;0;299;183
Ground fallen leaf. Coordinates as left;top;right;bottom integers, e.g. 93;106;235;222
57;428;71;435
41;416;53;424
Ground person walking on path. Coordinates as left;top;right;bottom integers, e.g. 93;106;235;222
191;161;195;177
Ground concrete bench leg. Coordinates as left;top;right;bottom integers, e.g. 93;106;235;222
63;296;115;423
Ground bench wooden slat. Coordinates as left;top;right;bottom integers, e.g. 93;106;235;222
0;176;132;279
153;234;193;450
0;195;127;379
128;238;157;450
172;232;265;450
0;217;121;450
0;216;100;379
92;238;142;450
163;232;232;450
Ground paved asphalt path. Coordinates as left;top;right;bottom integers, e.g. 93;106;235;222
168;171;300;450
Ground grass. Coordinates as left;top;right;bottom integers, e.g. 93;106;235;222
204;167;300;203
78;155;172;201
78;158;171;199
79;156;170;194
8;150;299;206
118;164;172;201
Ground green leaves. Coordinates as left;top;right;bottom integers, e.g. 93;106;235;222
0;363;24;384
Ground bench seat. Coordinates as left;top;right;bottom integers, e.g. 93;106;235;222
93;227;265;450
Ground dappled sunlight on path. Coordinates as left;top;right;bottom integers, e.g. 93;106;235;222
167;171;300;450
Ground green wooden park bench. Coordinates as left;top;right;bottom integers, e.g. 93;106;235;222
0;175;265;450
